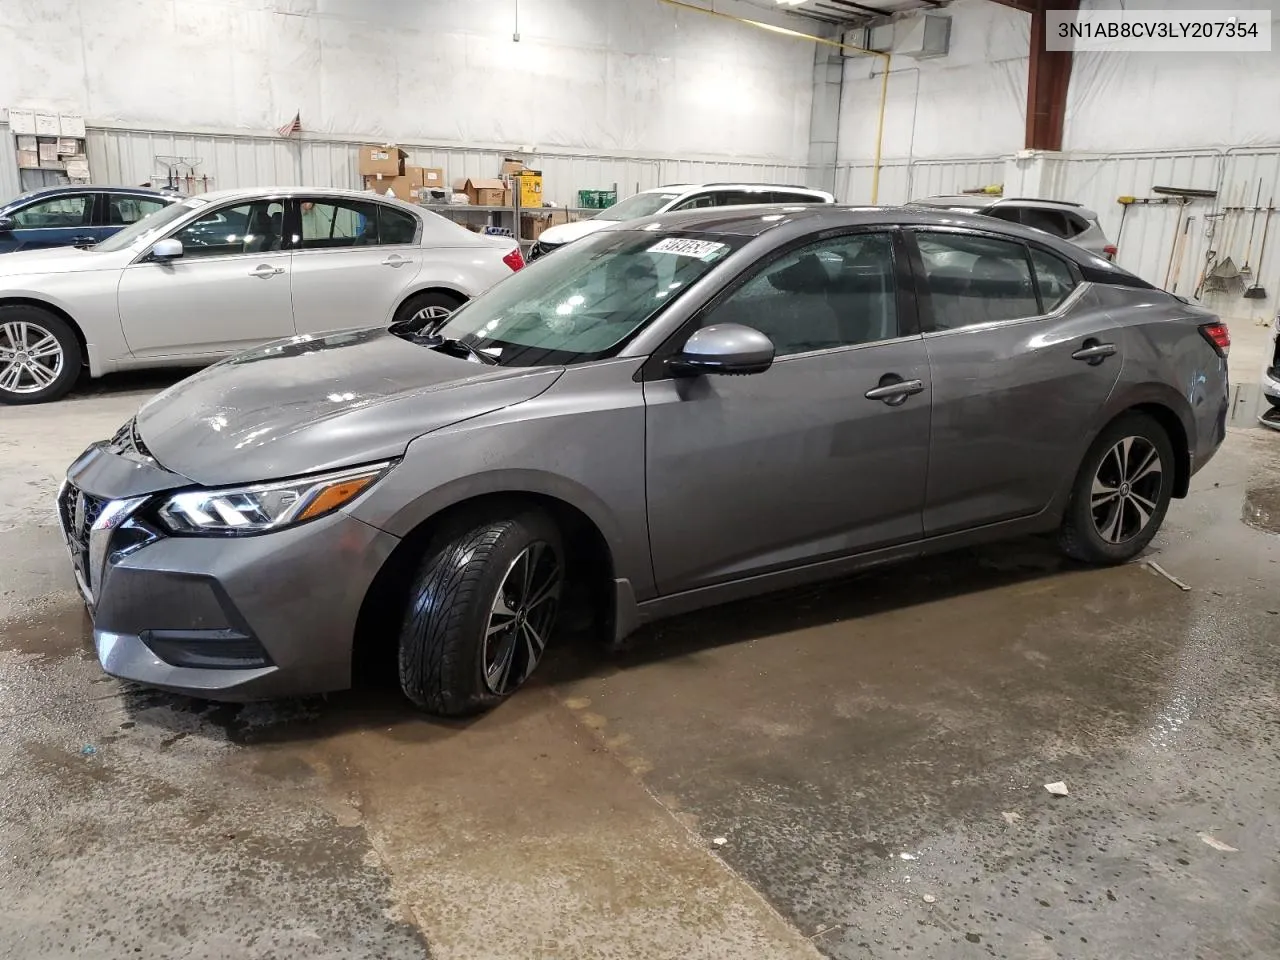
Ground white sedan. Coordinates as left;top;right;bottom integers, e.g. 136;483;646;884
0;187;525;403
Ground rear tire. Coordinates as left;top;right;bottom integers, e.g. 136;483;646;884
392;290;465;332
1059;412;1175;564
0;305;82;405
397;510;564;716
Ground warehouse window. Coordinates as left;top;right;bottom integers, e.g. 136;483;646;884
175;200;285;257
106;195;169;225
11;194;91;228
1030;247;1077;311
700;233;897;357
916;233;1039;331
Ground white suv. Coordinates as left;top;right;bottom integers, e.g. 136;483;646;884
529;183;836;260
909;196;1116;260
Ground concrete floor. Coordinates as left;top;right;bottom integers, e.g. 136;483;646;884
2;370;1278;960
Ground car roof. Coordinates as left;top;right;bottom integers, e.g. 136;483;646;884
176;185;424;212
7;184;175;201
911;195;1099;221
639;182;834;199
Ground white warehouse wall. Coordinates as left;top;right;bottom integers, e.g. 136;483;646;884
0;0;815;164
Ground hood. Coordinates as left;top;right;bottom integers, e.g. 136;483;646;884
0;245;129;276
135;327;563;486
538;218;612;246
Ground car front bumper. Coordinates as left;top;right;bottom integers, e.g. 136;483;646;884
59;442;400;700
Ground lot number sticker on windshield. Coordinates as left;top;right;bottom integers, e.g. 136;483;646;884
648;238;727;260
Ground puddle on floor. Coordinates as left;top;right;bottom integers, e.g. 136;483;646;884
1243;479;1280;534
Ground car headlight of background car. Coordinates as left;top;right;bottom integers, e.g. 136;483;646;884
156;462;393;535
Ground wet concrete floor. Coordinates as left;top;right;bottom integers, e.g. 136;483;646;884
1;371;1278;959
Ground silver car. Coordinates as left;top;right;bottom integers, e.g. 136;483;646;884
59;205;1230;715
0;187;523;404
909;196;1116;260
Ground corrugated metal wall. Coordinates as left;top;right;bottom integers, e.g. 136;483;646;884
76;126;810;208
834;157;1007;206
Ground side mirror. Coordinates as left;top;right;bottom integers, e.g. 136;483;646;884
670;323;774;376
0;217;14;234
150;238;184;261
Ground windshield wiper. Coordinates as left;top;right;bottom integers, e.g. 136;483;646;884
415;333;497;364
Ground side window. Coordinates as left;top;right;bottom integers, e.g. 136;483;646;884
986;207;1022;226
1063;212;1091;237
712;190;767;206
174;200;286;258
916;232;1039;331
1030;247;1078;311
298;199;380;249
669;193;716;212
106;195;169;226
378;205;417;244
1018;207;1071;238
700;233;897;357
770;191;824;204
11;194;91;228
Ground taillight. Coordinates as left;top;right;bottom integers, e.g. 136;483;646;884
502;247;525;272
1103;244;1117;260
1199;321;1230;358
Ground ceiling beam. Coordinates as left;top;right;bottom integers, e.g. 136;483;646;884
824;0;893;18
1025;0;1078;150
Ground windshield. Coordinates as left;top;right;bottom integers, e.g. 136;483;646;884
432;230;741;365
94;197;206;252
592;192;681;221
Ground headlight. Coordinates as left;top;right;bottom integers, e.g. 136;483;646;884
156;462;392;535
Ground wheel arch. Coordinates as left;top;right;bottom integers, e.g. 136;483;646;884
351;489;620;685
391;285;469;322
1093;383;1193;499
0;296;89;367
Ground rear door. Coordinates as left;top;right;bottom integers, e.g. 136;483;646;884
97;192;173;243
644;229;931;594
1;192;96;251
288;197;424;334
909;229;1124;535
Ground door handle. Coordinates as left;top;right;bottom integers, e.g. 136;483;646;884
1071;340;1116;365
381;254;410;267
71;235;97;246
864;377;925;406
249;264;285;278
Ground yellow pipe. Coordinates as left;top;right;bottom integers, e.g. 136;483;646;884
658;0;892;203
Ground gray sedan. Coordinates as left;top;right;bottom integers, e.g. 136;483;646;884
59;205;1230;715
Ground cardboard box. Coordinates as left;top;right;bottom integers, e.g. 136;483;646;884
38;142;59;162
464;178;508;206
500;158;527;177
17;150;39;169
363;174;420;203
421;166;445;189
16;135;36;152
403;165;426;187
358;144;407;177
516;171;543;208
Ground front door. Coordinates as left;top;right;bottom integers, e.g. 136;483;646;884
0;192;96;252
287;197;424;335
116;198;295;358
910;230;1124;535
644;231;931;595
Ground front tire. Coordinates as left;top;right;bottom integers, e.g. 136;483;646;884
1059;412;1175;564
397;510;564;716
0;305;82;404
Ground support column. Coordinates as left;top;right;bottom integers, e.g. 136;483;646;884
807;34;844;196
1024;0;1077;151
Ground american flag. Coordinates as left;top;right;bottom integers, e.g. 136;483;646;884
277;111;301;138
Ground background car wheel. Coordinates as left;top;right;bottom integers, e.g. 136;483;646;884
0;305;82;405
1059;412;1175;565
392;290;466;333
398;509;564;716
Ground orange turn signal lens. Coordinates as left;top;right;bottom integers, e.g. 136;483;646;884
295;476;377;521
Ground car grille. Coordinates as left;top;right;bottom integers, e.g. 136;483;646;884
58;482;108;596
528;240;561;261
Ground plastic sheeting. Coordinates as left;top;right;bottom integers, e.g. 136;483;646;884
0;0;814;162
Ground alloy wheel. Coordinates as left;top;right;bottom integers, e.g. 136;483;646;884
0;321;64;395
1090;435;1163;544
411;304;454;325
482;540;562;695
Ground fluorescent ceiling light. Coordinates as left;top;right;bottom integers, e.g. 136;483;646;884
776;0;807;6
